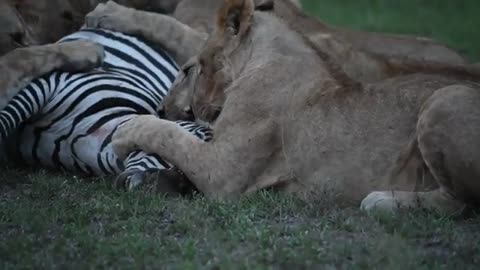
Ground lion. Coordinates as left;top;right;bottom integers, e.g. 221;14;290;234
2;0;469;69
0;39;103;162
85;0;480;122
0;40;104;111
172;0;468;68
0;0;38;55
266;0;476;82
0;0;182;55
269;0;467;64
172;0;298;33
90;0;480;214
171;0;467;67
85;0;476;88
0;0;105;103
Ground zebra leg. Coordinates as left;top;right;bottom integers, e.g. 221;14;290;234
0;40;104;110
116;151;195;195
117;150;172;190
114;120;212;194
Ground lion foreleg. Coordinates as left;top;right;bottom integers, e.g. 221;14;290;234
85;1;207;65
112;116;253;198
0;40;104;110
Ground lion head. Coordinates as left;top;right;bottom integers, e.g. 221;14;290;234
164;0;258;125
0;0;182;56
0;0;37;55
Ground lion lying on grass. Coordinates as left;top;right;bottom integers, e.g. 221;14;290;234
0;0;181;56
85;0;476;88
269;0;467;64
172;0;467;65
86;0;480;214
199;0;472;71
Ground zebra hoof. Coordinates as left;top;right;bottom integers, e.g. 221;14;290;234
114;169;197;195
114;169;148;191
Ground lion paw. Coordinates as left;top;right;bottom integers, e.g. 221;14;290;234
57;40;105;72
360;191;399;213
85;1;136;33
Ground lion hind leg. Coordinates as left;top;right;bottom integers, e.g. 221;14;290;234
362;84;480;214
416;84;480;206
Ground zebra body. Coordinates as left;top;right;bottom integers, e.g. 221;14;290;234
0;28;211;177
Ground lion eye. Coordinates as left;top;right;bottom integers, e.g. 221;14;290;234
182;65;193;76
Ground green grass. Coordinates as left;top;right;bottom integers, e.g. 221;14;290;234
0;169;480;269
301;0;480;61
2;1;480;268
2;168;480;269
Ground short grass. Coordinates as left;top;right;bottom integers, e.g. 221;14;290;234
2;168;480;269
2;1;480;269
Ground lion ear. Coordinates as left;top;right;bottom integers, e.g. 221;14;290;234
216;0;255;37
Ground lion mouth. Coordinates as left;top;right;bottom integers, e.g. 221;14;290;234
195;119;213;129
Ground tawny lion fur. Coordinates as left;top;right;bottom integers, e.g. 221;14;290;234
85;1;480;121
1;0;469;68
83;0;478;86
0;0;182;55
174;0;468;68
99;0;480;214
0;40;104;111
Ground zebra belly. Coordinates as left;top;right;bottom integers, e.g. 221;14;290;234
17;110;137;175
